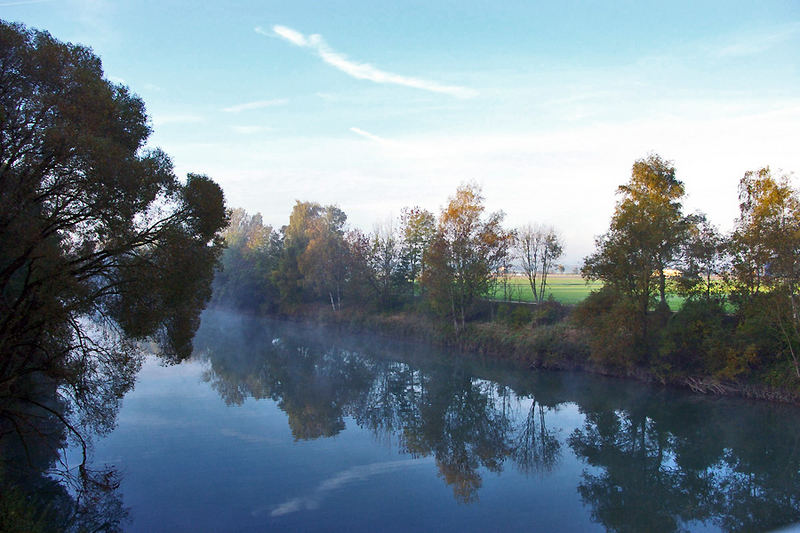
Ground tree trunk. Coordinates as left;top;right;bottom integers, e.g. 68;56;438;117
539;258;549;303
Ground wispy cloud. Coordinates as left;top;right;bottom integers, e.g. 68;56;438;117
0;0;53;6
712;23;800;58
264;25;478;99
349;127;389;144
257;459;426;517
267;25;306;46
222;99;288;113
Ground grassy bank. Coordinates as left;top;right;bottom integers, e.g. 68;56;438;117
262;301;800;405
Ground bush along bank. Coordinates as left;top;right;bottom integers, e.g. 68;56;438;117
225;298;800;406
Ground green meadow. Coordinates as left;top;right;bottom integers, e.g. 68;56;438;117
491;274;686;310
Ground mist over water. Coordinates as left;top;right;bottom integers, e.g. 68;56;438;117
88;309;800;532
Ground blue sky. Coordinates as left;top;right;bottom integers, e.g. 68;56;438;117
3;0;799;264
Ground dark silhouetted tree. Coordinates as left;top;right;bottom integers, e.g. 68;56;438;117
0;20;227;526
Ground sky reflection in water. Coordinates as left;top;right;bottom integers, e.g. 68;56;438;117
89;309;800;532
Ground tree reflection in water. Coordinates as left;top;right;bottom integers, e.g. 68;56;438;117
569;397;800;532
194;312;561;504
0;387;128;532
193;310;800;530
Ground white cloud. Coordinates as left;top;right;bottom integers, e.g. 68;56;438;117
222;99;288;113
268;25;308;46
349;127;388;144
267;25;478;99
712;23;800;58
157;95;800;267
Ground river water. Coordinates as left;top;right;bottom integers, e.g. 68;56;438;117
87;309;800;531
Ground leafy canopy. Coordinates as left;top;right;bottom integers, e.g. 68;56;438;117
0;20;227;454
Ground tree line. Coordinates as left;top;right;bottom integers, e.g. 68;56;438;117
578;154;800;390
212;184;564;331
215;154;800;392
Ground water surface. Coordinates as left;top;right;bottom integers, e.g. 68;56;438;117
88;310;800;531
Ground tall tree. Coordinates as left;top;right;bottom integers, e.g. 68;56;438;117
620;154;687;308
368;220;402;308
273;201;322;310
398;207;436;298
421;184;511;331
0;19;227;486
212;208;281;313
582;154;687;352
728;167;800;377
296;204;349;311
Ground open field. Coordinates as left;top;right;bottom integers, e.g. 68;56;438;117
491;274;600;305
490;274;686;310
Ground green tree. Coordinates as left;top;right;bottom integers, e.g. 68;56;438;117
272;201;321;310
398;207;436;298
421;184;511;331
274;202;350;311
212;208;281;313
299;205;349;311
581;154;687;354
0;19;227;504
677;213;725;301
728;167;800;378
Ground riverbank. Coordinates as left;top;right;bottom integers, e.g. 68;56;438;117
237;302;800;405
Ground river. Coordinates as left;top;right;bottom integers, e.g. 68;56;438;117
83;309;800;531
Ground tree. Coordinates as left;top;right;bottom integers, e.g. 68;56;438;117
728;167;800;378
621;154;687;308
273;201;321;310
515;224;563;303
297;205;349;311
421;184;511;331
212;208;281;313
398;207;436;298
582;154;687;352
343;228;377;306
368;220;402;308
0;20;227;499
677;213;725;301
